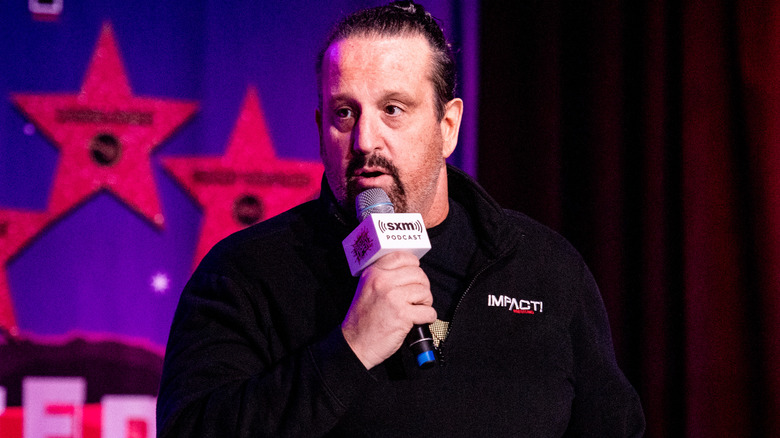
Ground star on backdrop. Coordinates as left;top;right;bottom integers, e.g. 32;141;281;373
162;87;323;267
0;209;52;337
11;23;198;228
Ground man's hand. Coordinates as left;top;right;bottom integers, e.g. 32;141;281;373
341;251;437;369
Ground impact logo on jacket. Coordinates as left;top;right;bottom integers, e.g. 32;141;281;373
487;294;544;314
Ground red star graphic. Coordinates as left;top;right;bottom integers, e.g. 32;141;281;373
163;87;323;267
0;209;52;337
11;23;198;227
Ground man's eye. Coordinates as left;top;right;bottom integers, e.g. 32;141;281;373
336;108;354;119
385;105;402;116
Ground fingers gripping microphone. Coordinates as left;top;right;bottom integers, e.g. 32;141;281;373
343;188;436;368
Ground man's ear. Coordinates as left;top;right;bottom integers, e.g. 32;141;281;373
440;98;463;159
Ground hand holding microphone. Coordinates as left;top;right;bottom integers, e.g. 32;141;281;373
341;188;437;369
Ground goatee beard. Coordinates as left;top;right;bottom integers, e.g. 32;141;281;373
345;154;406;215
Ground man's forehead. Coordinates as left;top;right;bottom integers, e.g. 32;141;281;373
321;35;432;96
323;34;431;72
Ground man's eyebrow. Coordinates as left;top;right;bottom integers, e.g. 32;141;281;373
325;90;419;107
326;93;357;107
383;91;414;101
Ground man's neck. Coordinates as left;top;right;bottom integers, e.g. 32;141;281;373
421;166;450;227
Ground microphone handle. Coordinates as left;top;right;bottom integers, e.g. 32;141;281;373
406;324;436;368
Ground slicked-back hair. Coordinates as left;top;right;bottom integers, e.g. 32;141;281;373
316;1;457;121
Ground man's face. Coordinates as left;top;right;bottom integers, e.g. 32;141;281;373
317;34;459;224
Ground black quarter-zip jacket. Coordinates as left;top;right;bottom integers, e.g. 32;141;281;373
157;165;645;437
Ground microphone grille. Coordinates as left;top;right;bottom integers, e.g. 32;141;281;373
356;188;394;222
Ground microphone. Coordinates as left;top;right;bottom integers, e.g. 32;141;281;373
342;188;436;368
343;188;431;275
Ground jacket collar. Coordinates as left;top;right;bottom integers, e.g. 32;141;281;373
444;164;521;259
316;164;522;256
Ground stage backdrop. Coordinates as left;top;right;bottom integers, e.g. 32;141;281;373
0;1;479;436
479;1;780;437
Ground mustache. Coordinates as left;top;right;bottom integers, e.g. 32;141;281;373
346;154;399;179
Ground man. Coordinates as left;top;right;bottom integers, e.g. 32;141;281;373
157;2;645;436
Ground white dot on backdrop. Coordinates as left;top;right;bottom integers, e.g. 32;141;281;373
150;272;171;294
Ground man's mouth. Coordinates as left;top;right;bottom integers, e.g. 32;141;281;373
357;170;384;178
353;168;387;179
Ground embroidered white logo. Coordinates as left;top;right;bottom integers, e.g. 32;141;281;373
487;294;544;314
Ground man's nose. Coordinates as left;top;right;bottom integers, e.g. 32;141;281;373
352;112;382;155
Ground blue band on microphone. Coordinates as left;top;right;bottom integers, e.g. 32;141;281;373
416;350;435;367
359;201;393;215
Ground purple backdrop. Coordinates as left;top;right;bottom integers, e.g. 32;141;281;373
0;1;478;352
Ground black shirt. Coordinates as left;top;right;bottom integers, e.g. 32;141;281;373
421;198;478;320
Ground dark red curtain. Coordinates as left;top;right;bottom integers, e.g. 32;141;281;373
478;1;779;436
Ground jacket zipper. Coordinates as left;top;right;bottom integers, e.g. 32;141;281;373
435;256;502;365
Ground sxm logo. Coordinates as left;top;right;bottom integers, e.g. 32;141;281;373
378;219;424;233
487;294;544;315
